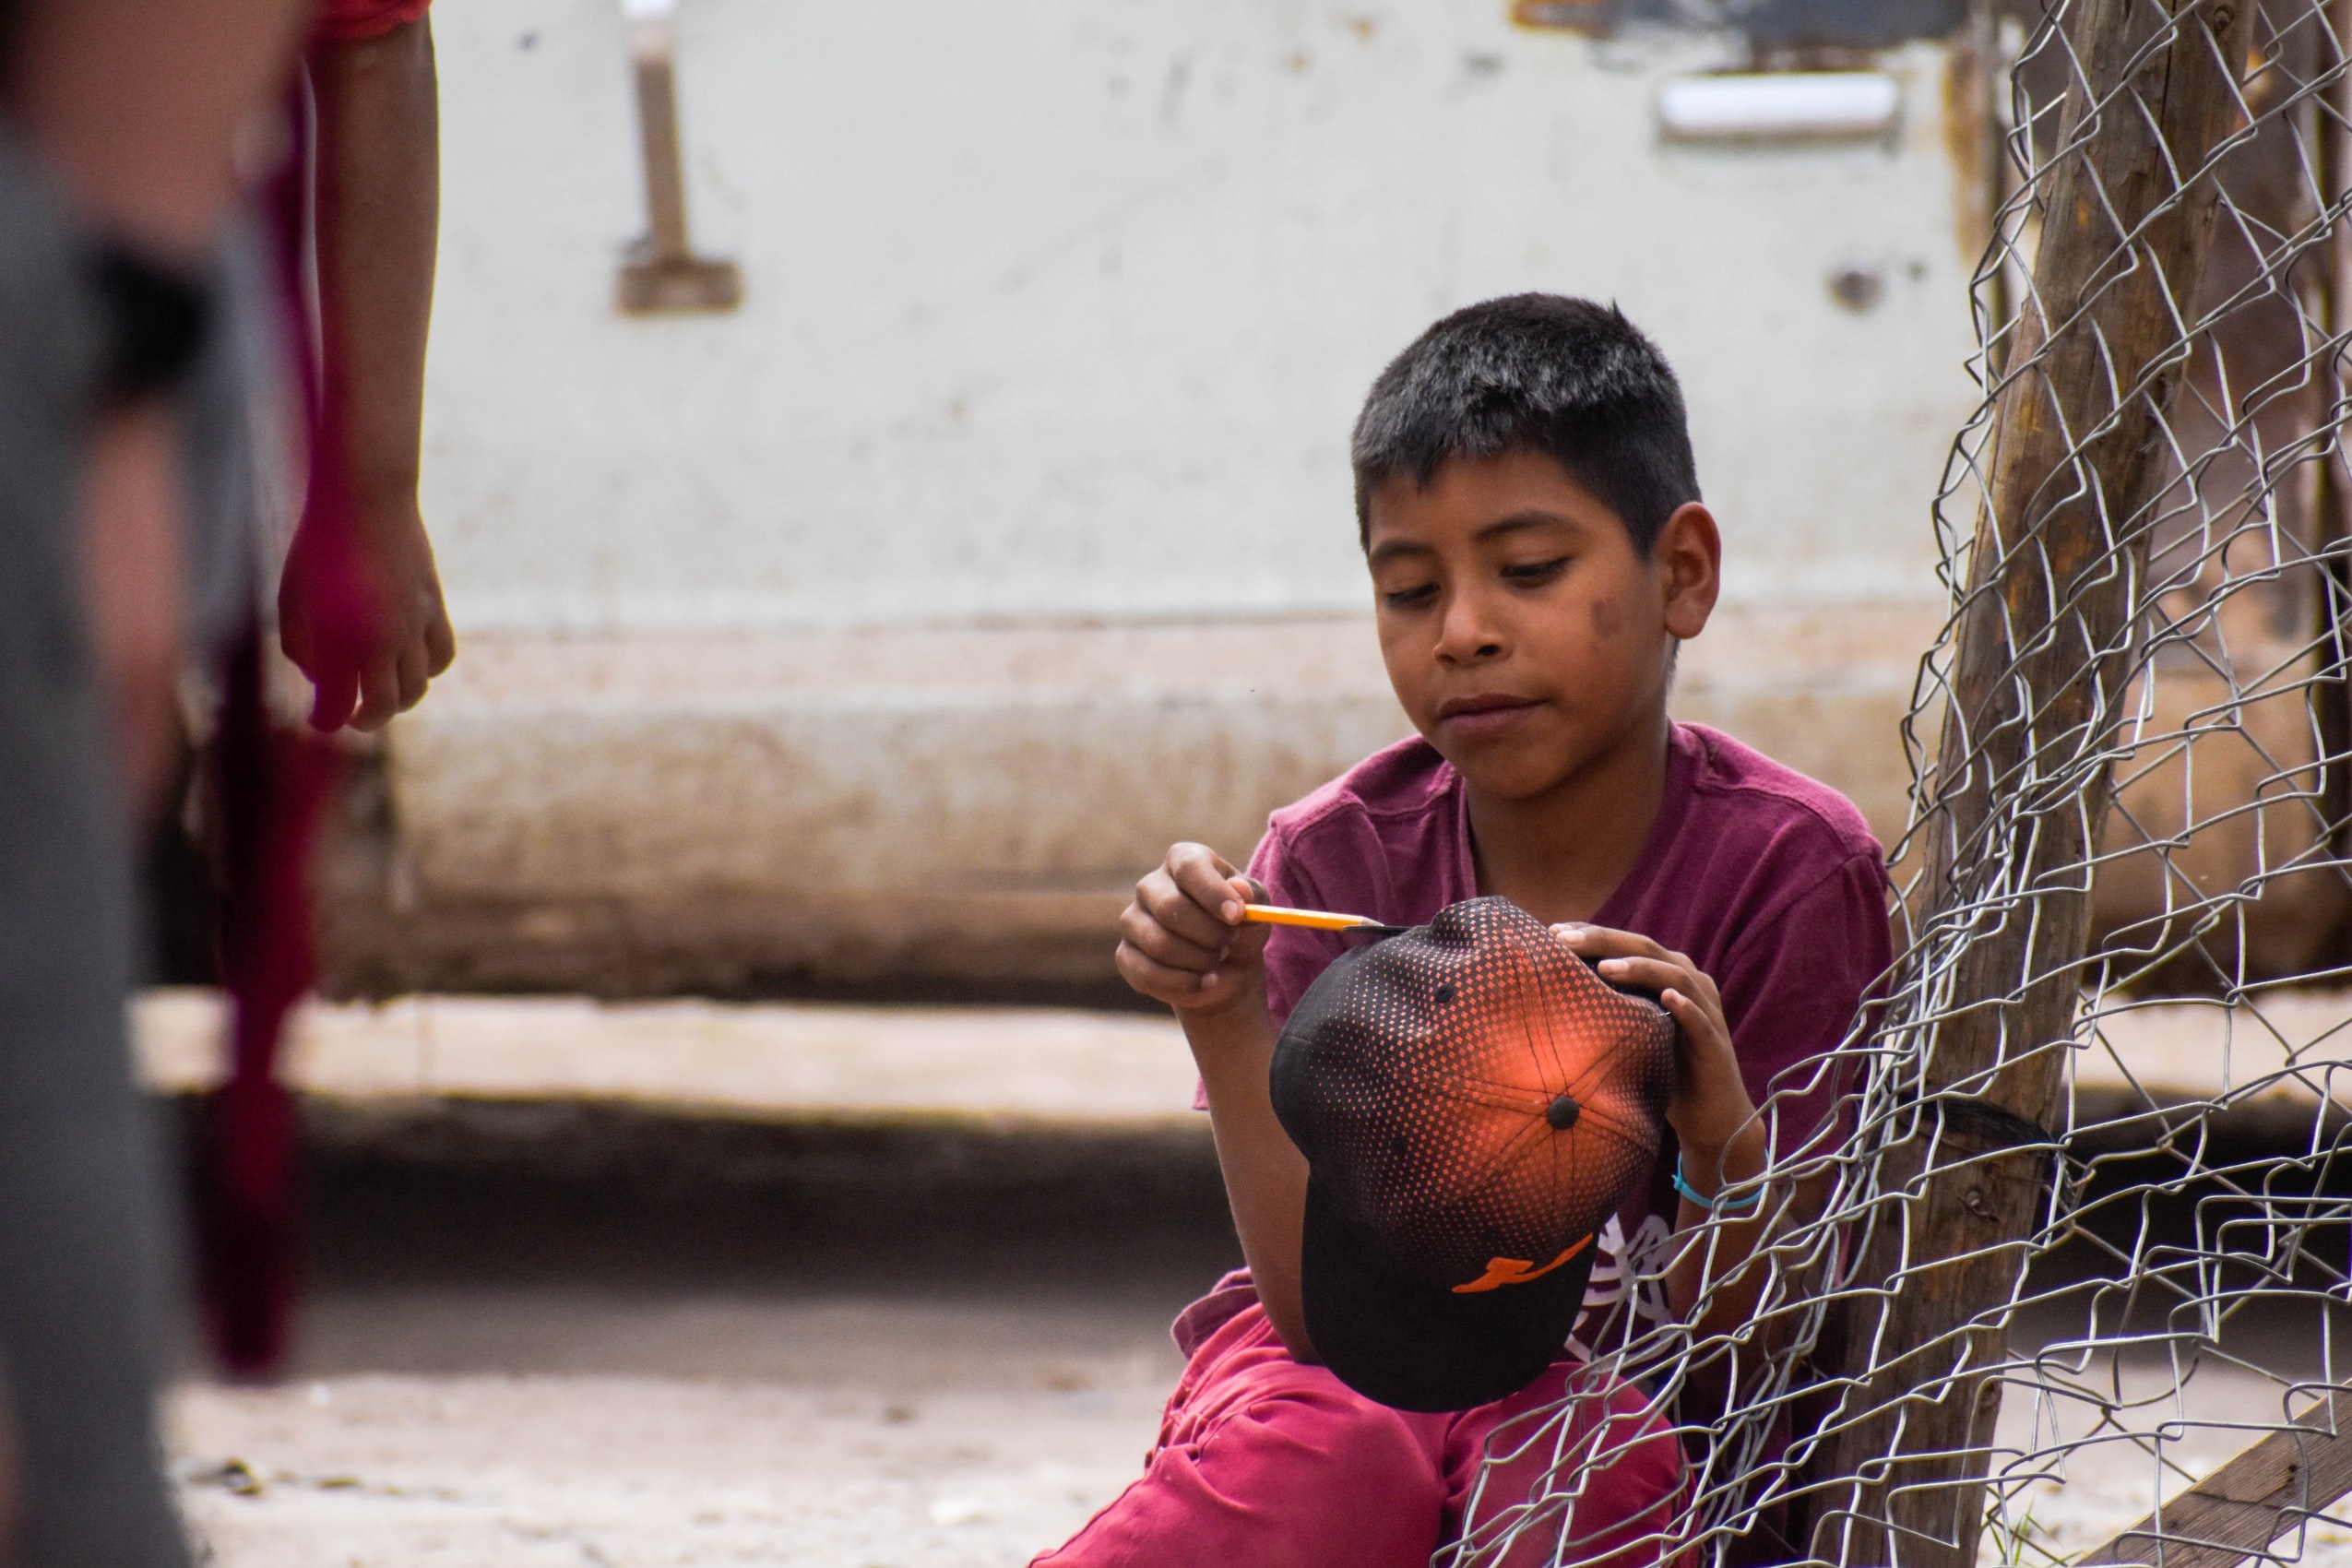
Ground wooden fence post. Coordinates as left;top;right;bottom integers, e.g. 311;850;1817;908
2310;0;2352;921
1796;4;2257;1564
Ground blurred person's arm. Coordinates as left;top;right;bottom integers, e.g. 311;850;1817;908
5;0;310;255
281;10;455;732
6;0;313;814
77;404;188;817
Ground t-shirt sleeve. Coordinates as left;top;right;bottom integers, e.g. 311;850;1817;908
311;0;433;44
1712;849;1894;1164
1246;824;1351;1032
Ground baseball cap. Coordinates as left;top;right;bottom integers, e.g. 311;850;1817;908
1269;896;1675;1412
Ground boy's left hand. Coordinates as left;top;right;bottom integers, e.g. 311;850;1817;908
1551;924;1761;1184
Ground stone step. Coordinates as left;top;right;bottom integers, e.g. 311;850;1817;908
135;990;1199;1125
135;988;2351;1137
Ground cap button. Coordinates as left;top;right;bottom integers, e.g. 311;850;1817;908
1546;1093;1582;1131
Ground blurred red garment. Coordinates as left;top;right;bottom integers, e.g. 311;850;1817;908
310;0;431;42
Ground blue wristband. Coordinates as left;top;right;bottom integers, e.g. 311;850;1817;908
1673;1155;1764;1214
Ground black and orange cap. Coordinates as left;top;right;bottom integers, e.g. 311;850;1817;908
1270;897;1675;1411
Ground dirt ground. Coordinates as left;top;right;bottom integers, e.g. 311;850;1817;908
155;1094;2352;1568
169;1295;1182;1567
162;1098;1232;1567
168;1302;2352;1568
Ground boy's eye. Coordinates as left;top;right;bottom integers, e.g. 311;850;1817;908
1502;556;1571;585
1382;582;1439;610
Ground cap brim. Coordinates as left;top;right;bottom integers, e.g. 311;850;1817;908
1299;1177;1597;1413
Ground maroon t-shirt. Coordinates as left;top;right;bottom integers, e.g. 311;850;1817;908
1233;721;1893;1244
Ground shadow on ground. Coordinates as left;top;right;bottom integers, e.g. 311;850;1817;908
159;1092;2347;1380
2016;1114;2352;1379
164;1095;1241;1382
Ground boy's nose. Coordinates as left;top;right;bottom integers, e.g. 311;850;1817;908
1433;594;1505;663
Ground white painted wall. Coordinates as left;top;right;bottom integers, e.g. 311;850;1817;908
423;1;1978;634
347;3;1987;993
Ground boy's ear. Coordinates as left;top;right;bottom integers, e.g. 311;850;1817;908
1656;502;1721;641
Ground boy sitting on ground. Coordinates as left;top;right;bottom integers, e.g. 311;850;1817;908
1038;295;1893;1567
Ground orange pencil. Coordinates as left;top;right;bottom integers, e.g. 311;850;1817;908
1241;903;1408;936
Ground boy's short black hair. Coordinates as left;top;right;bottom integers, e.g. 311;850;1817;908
1350;294;1701;553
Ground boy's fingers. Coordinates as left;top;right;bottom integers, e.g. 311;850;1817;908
1137;869;1235;951
1114;942;1190;1001
1119;901;1221;972
1593;954;1680;992
1552;923;1673;963
1229;916;1271;959
1659;985;1718;1033
1570;928;1723;1006
1598;956;1721;1018
1659;988;1738;1060
1114;940;1220;1001
1167;842;1248;923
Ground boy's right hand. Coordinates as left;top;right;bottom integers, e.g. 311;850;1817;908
1115;843;1270;1015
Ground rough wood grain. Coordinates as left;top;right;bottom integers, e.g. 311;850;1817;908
2310;0;2352;912
2080;1392;2352;1568
1795;4;2259;1564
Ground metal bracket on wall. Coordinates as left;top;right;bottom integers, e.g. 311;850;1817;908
1509;0;1967;47
617;0;741;315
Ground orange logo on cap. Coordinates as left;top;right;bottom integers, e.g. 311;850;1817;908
1451;1233;1592;1294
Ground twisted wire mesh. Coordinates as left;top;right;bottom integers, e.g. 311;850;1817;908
1445;5;2352;1564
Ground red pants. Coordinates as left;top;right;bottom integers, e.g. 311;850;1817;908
1035;1273;1690;1568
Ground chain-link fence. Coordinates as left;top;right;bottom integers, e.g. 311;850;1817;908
1452;4;2352;1564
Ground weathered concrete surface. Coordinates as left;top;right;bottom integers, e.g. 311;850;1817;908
320;602;1940;996
137;990;1204;1123
2073;988;2352;1136
170;1358;2352;1568
135;985;2350;1131
172;1369;1169;1568
163;1250;2352;1568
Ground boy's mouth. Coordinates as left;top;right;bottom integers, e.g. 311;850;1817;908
1434;693;1542;735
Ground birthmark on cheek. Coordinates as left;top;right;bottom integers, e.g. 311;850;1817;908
1589;597;1623;638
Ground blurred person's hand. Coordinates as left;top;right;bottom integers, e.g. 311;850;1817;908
279;495;453;731
1116;843;1272;1016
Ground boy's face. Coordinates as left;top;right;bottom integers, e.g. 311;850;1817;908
1364;447;1718;802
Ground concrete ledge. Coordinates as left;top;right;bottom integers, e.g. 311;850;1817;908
2074;991;2352;1143
137;986;2350;1137
319;605;1940;996
136;990;1199;1126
